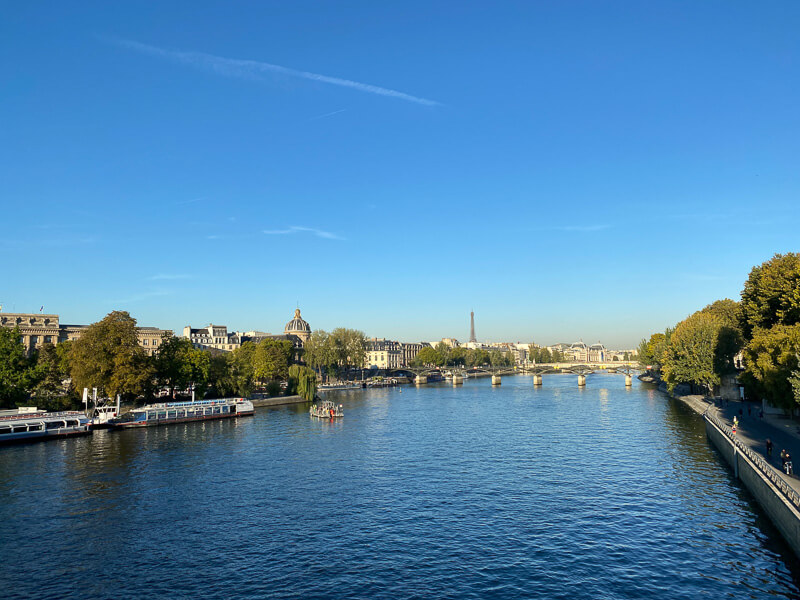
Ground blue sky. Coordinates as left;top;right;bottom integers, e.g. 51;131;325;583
2;1;799;348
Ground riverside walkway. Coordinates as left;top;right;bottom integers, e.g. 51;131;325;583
681;395;800;497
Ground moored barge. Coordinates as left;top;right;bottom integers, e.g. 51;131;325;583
109;398;254;429
0;409;92;445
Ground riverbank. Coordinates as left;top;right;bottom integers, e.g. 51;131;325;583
656;381;800;558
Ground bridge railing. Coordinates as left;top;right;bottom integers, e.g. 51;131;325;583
705;412;800;510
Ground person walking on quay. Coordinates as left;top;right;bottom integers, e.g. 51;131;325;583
781;449;788;470
733;415;739;433
766;438;773;458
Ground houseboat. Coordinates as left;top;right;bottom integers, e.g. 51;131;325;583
0;408;92;445
109;398;254;429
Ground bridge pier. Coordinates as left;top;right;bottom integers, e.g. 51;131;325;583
415;375;428;385
491;375;501;386
625;374;632;387
532;374;542;386
578;374;586;387
452;374;463;385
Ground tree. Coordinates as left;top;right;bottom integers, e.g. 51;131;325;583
450;347;467;366
623;352;630;361
741;324;800;409
434;342;451;367
0;326;37;408
229;342;257;396
30;343;74;410
67;311;154;401
288;364;317;401
253;338;294;383
414;346;439;366
154;335;210;397
741;253;800;339
661;311;724;393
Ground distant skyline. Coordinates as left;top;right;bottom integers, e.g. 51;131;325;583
3;2;799;348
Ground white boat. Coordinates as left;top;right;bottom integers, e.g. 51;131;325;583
309;401;344;419
0;408;92;445
109;398;254;429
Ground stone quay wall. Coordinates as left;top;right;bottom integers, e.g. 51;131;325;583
704;413;800;557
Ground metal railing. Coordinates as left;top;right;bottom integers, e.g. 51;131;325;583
705;412;800;509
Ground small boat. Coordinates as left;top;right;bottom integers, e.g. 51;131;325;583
318;383;363;391
109;398;254;429
90;405;120;429
309;400;344;419
0;408;92;445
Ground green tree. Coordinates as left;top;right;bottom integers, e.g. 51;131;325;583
253;338;294;383
229;342;257;396
30;343;74;410
434;342;451;367
741;324;800;409
0;326;37;407
740;253;800;339
288;364;318;401
154;335;211;396
450;347;467;366
67;311;154;401
539;348;552;363
414;346;439;366
661;312;726;394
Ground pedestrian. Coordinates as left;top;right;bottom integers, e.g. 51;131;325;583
739;408;744;418
781;449;787;469
766;438;773;457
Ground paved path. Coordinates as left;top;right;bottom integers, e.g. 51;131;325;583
685;396;800;495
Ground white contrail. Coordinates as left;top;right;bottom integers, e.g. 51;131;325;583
112;38;440;107
263;226;343;240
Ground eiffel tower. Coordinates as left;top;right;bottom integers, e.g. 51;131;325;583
469;310;477;343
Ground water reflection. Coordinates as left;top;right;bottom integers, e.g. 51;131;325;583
1;376;799;599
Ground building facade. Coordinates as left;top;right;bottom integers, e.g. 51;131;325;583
0;312;172;356
365;338;403;370
183;324;242;352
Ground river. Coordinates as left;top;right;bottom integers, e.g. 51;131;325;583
1;374;799;599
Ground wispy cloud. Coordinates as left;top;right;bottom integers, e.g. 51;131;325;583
149;274;192;281
110;38;441;107
263;226;343;240
308;109;347;121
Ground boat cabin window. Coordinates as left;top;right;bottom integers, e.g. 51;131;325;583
0;426;11;435
212;407;220;414
66;420;78;427
46;421;64;429
147;412;157;420
13;425;28;433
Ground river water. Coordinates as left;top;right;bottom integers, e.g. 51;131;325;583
1;374;799;599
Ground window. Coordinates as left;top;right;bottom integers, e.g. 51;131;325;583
44;336;52;343
152;339;159;346
142;339;148;345
30;335;38;345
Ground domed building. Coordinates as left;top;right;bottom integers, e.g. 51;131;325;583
284;308;311;343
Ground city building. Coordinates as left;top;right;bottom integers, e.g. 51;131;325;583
401;342;425;367
365;338;403;370
587;343;607;362
283;308;311;344
183;324;242;352
0;312;172;356
184;308;313;352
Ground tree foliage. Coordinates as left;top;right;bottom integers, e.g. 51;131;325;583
288;364;317;401
741;252;800;339
741;324;800;409
661;313;722;393
253;338;294;383
68;311;154;400
0;326;37;407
